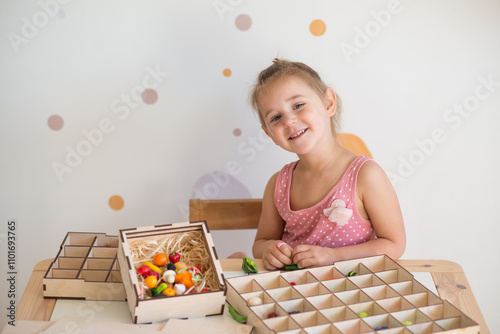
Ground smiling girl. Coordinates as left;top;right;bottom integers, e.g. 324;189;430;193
251;59;406;270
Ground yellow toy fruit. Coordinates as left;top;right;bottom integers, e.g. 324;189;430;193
145;275;158;289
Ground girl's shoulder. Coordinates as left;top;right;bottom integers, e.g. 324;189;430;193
356;159;393;195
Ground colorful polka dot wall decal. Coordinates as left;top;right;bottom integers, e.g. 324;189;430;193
233;128;241;136
235;14;252;31
223;68;232;77
310;19;326;36
109;195;124;211
142;89;158;105
48;114;64;131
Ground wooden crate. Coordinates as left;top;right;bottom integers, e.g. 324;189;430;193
117;221;225;324
43;232;126;300
225;255;479;334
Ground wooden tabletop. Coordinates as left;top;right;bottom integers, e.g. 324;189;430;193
17;258;490;333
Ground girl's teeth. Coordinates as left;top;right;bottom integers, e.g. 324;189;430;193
291;129;305;139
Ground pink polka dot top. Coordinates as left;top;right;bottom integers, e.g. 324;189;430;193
275;156;374;249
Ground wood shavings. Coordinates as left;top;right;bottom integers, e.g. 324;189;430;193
128;231;219;296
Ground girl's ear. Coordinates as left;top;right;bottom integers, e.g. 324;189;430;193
261;124;277;145
324;87;337;117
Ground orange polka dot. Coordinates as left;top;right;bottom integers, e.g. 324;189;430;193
310;19;326;37
109;195;124;210
223;68;232;77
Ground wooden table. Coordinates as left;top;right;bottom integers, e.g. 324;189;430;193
17;258;490;333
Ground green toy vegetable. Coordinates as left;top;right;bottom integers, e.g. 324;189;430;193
242;257;259;273
285;264;300;271
228;304;247;323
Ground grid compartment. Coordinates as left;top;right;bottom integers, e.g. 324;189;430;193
331;318;373;334
268;287;304;302
376;297;416;313
334;289;372;305
281;270;320;285
390;280;428;296
362;285;400;301
321;278;358;293
294;282;331;298
279;298;316;314
308;294;344;310
251;302;288;319
319;306;359;323
263;315;301;332
291;310;330;328
348;274;385;289
348;301;387;318
242;290;275;306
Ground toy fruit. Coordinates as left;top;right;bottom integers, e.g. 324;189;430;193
153;253;168;266
174;262;188;272
144;275;158;289
162;287;175;296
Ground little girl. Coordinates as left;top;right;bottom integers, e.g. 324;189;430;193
251;59;406;270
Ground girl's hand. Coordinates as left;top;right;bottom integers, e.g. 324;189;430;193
262;240;293;270
291;244;335;268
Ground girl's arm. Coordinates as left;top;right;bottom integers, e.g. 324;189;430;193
252;173;294;270
292;160;406;268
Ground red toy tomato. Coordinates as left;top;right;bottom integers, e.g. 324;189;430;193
169;251;180;263
137;265;150;277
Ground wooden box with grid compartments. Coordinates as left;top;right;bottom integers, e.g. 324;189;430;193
43;232;126;301
225;255;479;334
117;221;225;324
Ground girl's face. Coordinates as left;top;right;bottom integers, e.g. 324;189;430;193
259;75;336;155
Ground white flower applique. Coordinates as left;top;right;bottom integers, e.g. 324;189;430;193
323;199;352;227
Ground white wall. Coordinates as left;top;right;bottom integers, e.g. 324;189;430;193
1;0;499;331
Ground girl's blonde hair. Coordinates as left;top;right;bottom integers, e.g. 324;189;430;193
250;58;342;135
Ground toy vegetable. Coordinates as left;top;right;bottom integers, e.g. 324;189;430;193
175;270;194;289
242;257;258;273
228;304;247;323
169;251;180;263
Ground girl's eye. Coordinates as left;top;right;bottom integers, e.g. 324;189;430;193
293;103;304;110
270;115;281;122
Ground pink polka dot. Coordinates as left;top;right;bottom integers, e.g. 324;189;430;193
235;14;252;31
48;115;64;131
233;128;242;136
142;89;158;104
57;10;66;19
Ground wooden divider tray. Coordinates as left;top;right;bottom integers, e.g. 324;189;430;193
225;255;479;334
43;232;126;301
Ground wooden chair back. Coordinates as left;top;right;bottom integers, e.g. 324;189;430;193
189;199;262;230
189;133;371;230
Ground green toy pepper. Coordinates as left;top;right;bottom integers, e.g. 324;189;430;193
242;257;259;273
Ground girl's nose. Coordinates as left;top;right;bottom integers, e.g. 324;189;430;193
284;114;297;128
